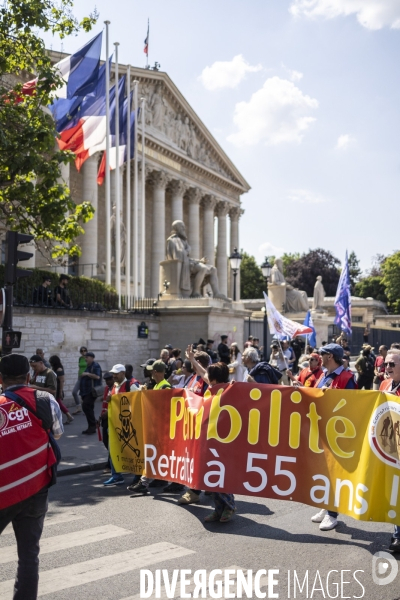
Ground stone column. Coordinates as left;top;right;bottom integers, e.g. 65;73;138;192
229;206;243;300
151;170;169;297
170;180;187;223
202;195;217;266
216;201;230;297
187;187;202;260
80;154;98;277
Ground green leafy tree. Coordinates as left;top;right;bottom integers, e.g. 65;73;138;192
382;251;400;312
285;248;341;296
354;276;388;304
240;252;266;299
0;0;97;258
281;252;301;277
348;250;362;293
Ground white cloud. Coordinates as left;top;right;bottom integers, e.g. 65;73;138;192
199;55;262;91
336;133;356;149
288;189;327;204
258;242;285;258
290;0;400;30
227;76;318;146
282;63;304;82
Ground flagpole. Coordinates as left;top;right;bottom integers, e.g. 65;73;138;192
133;79;139;298
104;21;111;286
114;42;121;309
140;96;146;298
146;19;149;69
126;65;131;309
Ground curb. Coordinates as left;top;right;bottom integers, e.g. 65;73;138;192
57;461;108;477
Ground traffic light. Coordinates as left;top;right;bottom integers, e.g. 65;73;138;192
5;231;34;284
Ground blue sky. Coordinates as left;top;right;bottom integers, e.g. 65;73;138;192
42;0;400;273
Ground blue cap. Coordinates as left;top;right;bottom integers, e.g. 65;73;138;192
320;343;344;360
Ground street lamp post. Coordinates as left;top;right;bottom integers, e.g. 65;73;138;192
229;247;242;301
261;257;272;360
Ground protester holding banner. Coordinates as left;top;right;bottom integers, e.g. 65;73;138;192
243;347;282;384
378;348;400;551
312;343;357;531
287;353;323;388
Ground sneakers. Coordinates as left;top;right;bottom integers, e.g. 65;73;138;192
129;481;149;495
178;490;200;505
311;508;327;523
163;482;185;493
204;510;221;522
103;476;124;486
82;428;96;434
72;407;82;415
220;508;236;522
149;479;164;487
389;537;400;552
319;514;338;531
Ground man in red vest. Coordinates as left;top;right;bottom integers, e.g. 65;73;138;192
311;343;356;532
379;348;400;552
0;354;63;600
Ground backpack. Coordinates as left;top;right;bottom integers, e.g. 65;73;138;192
363;356;375;376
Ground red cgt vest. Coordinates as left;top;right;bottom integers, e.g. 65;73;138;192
0;387;56;510
315;369;357;389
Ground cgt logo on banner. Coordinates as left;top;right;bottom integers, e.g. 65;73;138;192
0;402;32;437
109;383;400;523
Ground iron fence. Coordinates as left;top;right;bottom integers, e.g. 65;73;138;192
12;279;158;314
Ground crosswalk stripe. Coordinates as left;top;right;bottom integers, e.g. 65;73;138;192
120;565;269;600
2;511;84;535
0;541;194;598
0;524;132;565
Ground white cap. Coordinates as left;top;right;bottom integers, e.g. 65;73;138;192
109;364;126;374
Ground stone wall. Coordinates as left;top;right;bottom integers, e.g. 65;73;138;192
13;307;160;401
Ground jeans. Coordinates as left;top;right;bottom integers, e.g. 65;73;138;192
394;525;400;539
72;378;81;405
81;393;96;429
328;511;338;518
110;458;123;479
0;488;48;600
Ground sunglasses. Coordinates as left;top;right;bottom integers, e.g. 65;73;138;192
385;361;398;368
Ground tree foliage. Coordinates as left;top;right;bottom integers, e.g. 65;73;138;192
285;248;341;296
348;250;362;293
0;0;97;258
354;276;388;305
382;251;400;313
240;252;266;299
281;252;301;277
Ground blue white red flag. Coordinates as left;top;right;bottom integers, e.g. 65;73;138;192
144;20;149;55
22;32;103;100
302;311;317;348
334;251;352;335
58;75;126;171
264;293;313;339
50;56;112;134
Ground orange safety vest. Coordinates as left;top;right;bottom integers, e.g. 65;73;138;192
379;378;400;396
0;387;56;510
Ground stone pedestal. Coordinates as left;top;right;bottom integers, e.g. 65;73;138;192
310;310;334;347
159;259;190;299
158;297;250;350
268;283;286;312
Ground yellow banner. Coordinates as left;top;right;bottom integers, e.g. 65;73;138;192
109;385;400;523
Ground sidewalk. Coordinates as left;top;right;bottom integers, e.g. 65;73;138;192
57;409;108;476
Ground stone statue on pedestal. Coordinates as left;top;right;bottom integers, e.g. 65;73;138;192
270;258;309;312
312;275;326;312
165;220;228;300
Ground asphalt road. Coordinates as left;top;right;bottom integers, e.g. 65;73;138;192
0;472;399;600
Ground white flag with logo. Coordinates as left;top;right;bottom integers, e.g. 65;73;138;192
263;292;313;339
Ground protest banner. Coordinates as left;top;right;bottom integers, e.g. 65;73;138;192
109;383;400;524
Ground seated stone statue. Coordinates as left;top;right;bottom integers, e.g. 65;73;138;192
312;275;326;311
270;258;309;313
166;220;228;300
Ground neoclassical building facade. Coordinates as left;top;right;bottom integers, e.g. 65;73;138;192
36;56;251;299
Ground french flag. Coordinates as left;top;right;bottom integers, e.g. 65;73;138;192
60;75;126;171
144;20;149;55
22;32;102;99
97;95;138;185
50;55;111;134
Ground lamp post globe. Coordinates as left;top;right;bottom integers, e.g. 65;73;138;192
229;247;242;301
